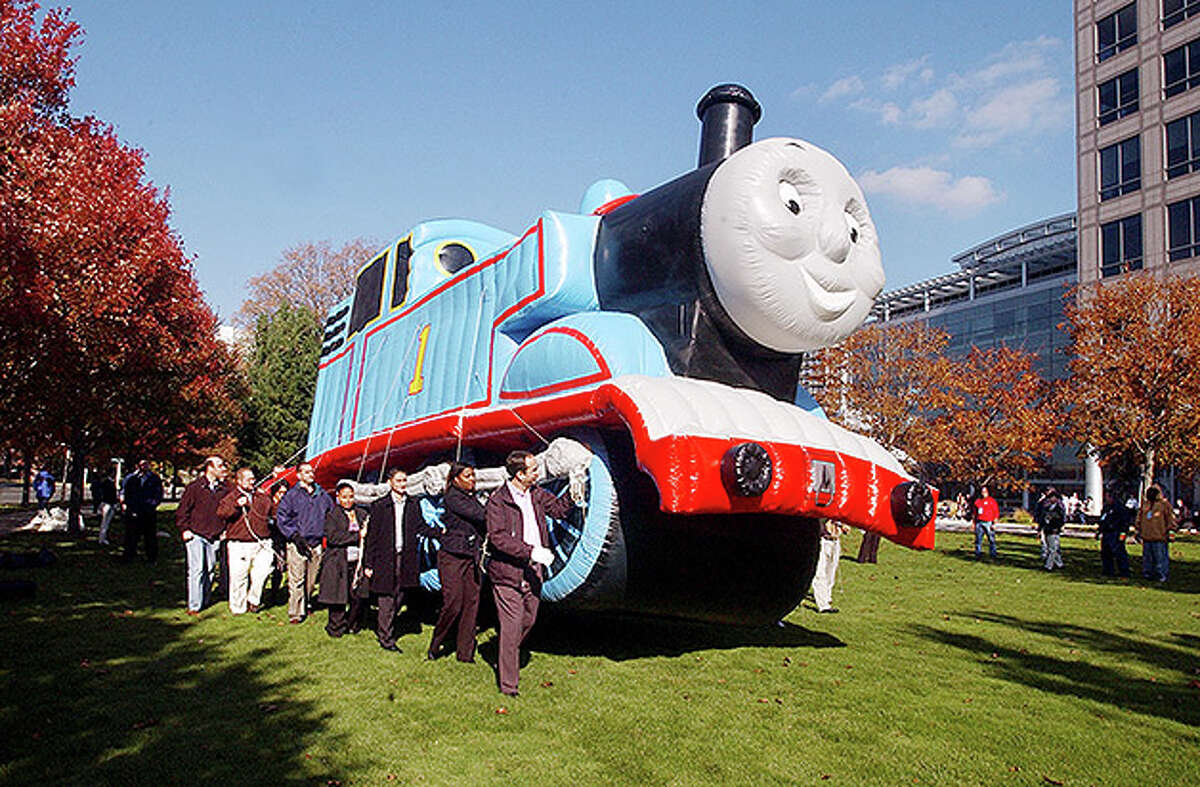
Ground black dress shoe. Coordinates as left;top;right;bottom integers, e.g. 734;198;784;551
501;690;519;697
379;642;401;652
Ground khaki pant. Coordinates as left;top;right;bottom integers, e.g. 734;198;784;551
286;542;323;620
811;537;840;611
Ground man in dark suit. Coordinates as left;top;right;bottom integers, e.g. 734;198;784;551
363;468;435;652
485;450;575;696
121;460;163;563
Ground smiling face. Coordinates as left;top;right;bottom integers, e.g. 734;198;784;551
699;137;885;353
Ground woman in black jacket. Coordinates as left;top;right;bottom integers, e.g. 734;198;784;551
427;462;487;662
318;482;367;637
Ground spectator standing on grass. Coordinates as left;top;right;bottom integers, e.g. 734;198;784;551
275;463;331;624
90;469;118;546
176;457;230;615
427;462;488;662
972;485;999;559
1136;485;1174;583
486;451;577;696
217;468;276;615
33;467;54;514
1097;488;1131;578
1036;487;1065;571
811;519;849;613
1064;492;1081;525
856;530;880;564
363;468;438;652
121;460;163;563
318;482;368;638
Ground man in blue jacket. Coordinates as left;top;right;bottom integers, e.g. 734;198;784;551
121;460;163;562
33;467;55;514
275;462;331;623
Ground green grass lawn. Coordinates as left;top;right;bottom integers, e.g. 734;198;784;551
1;519;1197;786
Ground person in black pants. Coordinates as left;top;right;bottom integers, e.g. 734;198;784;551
1097;488;1132;578
121;460;163;562
427;463;488;662
318;482;368;637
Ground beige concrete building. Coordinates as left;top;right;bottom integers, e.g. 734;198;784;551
1076;0;1200;285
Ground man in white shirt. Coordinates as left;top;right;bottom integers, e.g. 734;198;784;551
484;451;575;696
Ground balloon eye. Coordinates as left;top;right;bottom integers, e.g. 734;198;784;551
778;181;804;216
844;206;864;244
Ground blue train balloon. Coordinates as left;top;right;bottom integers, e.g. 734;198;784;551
302;85;936;624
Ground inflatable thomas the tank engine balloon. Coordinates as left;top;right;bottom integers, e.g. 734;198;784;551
299;84;936;625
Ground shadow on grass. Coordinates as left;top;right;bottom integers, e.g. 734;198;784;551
526;611;844;661
937;536;1200;594
907;610;1200;730
0;526;358;785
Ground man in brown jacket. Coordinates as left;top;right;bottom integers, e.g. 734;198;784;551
485;450;575;696
176;457;230;615
1137;484;1174;582
217;468;276;614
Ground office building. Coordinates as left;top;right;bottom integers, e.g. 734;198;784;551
1076;0;1200;285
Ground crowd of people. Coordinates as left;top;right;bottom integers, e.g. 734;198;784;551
102;449;573;697
954;481;1182;582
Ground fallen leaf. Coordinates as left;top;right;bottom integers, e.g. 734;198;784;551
495;707;509;715
820;775;831;781
567;669;577;675
540;681;553;688
259;704;278;713
1042;776;1063;786
754;668;764;673
131;719;158;730
990;653;999;659
964;698;973;703
1008;765;1021;772
757;698;769;703
717;679;726;684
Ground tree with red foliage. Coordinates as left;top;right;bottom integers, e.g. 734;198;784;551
933;345;1060;489
0;1;241;532
812;321;957;477
1064;273;1200;494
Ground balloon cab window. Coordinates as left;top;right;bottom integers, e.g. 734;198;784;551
348;252;387;335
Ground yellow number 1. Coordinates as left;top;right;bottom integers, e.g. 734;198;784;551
408;324;432;395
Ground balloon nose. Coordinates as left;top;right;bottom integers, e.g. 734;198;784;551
821;214;852;263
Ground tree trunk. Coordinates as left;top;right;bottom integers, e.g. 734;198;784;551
20;449;30;506
1140;446;1156;502
66;439;87;537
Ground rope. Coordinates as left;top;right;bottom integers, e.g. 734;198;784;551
455;289;488;461
508;405;551;447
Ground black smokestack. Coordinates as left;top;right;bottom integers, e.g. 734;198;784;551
696;84;762;168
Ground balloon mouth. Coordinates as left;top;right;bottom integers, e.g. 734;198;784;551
799;266;857;322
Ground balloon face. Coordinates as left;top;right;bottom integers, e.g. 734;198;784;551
700;137;885;353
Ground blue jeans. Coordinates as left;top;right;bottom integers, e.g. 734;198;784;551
1043;533;1063;570
185;534;219;611
1142;541;1169;582
974;521;997;558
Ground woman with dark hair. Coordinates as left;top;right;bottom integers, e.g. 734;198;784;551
427;462;487;662
318;482;368;637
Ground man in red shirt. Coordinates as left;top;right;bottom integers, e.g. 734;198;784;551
973;485;999;559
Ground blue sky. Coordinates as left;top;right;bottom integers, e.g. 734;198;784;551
64;1;1077;320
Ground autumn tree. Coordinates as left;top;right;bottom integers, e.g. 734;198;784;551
236;237;377;326
932;345;1060;488
1064;273;1200;494
0;0;241;531
812;321;957;478
238;303;321;472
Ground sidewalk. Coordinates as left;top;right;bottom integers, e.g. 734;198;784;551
936;517;1097;539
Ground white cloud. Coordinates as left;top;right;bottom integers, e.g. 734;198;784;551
909;89;958;129
857;166;1003;215
821;75;865;102
820;36;1070;149
850;97;903;125
956;77;1068;147
882;56;930;90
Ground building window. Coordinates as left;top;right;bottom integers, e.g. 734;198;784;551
1165;112;1200;177
1099;136;1141;199
1100;215;1143;277
1098;4;1137;62
1164;0;1200;29
1098;69;1139;126
1168;196;1200;260
1164;39;1200;97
